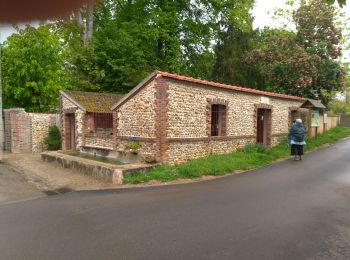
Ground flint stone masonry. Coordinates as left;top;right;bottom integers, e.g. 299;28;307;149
60;91;121;153
60;96;86;150
4;108;58;153
116;82;156;138
115;73;305;164
114;81;157;160
163;80;303;163
30;113;58;152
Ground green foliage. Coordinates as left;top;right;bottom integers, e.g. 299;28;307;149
323;0;346;7
212;20;260;88
124;127;350;184
125;141;142;151
44;126;62;151
245;28;317;95
2;25;68;112
241;0;345;104
54;0;255;93
243;143;271;153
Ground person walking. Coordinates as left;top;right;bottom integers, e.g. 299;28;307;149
288;118;306;161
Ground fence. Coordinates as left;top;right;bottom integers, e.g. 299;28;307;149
339;114;350;127
326;116;340;130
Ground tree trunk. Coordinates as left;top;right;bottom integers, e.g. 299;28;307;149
86;0;94;42
74;10;85;41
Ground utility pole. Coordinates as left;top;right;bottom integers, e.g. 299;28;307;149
0;32;4;161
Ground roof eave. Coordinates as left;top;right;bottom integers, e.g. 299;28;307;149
158;71;305;102
111;71;158;111
60;90;87;112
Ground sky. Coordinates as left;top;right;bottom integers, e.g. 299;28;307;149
0;1;349;50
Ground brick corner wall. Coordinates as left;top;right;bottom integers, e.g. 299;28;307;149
4;108;59;153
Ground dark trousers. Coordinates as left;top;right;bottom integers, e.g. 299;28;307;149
291;144;304;156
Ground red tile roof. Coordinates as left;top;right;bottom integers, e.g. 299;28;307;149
157;71;305;101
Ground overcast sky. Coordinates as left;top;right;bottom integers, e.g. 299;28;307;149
1;1;349;48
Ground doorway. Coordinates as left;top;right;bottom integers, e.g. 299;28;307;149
65;113;76;150
256;109;271;145
290;110;299;127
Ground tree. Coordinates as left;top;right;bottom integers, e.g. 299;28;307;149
242;0;345;104
323;0;346;7
54;0;257;93
244;29;317;95
294;0;345;103
2;25;68;112
211;0;257;88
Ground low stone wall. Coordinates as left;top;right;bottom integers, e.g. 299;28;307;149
167;136;256;164
41;151;158;184
85;129;114;149
4;108;59;153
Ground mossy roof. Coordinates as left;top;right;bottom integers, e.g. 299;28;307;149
63;91;124;113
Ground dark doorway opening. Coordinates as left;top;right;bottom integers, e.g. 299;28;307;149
65;113;76;150
211;104;227;136
256;109;272;145
290;110;299;127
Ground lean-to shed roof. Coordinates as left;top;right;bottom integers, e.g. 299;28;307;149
61;90;124;113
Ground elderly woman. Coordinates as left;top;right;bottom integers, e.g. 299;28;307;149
288;118;306;161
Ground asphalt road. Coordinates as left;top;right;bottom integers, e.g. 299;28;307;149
0;163;43;204
1;139;350;260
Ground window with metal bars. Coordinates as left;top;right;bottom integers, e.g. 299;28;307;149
211;104;227;136
93;113;113;129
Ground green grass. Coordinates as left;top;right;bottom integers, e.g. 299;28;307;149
124;126;350;184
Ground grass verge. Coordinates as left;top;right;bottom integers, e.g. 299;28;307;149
124;126;350;184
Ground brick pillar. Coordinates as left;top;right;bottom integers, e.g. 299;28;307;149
112;110;119;151
60;95;66;150
4;108;32;153
154;76;169;163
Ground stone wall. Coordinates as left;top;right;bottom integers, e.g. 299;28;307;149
29;113;58;152
85;129;113;149
60;95;85;150
167;80;302;138
165;79;304;163
168;137;256;164
115;81;157;158
167;80;302;163
115;76;304;164
4;108;58;153
116;81;156;138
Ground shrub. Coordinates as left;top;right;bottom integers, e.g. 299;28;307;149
125;141;142;151
143;155;156;164
44;126;61;151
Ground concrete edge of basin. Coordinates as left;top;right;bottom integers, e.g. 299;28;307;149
41;151;158;185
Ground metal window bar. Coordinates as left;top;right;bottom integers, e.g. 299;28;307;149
93;113;113;129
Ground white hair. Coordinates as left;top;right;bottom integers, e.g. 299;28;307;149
296;118;302;123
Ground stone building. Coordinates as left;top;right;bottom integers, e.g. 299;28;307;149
111;71;308;164
60;91;123;157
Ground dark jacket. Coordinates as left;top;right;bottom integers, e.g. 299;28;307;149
288;122;305;143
